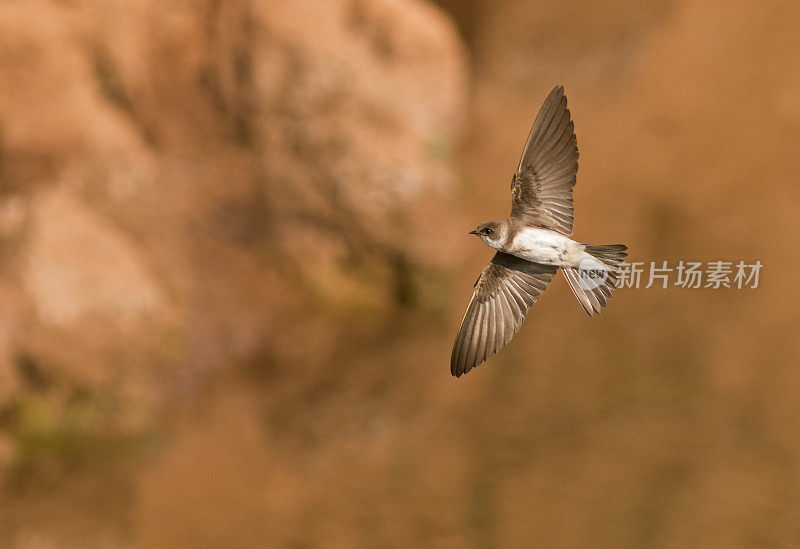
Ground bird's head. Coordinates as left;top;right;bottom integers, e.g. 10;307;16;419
469;221;505;249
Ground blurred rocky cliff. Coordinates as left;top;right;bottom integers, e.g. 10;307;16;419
0;0;466;466
3;0;800;546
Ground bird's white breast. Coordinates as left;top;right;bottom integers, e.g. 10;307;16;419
509;227;583;266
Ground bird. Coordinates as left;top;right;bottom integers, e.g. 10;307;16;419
451;85;627;378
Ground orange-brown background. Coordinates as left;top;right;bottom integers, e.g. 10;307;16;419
1;0;798;546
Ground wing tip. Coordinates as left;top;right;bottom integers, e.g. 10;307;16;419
550;84;566;99
450;358;472;378
546;86;565;107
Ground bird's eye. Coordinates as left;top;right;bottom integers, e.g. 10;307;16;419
484;228;493;235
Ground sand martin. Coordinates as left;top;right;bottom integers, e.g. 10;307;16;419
451;85;627;377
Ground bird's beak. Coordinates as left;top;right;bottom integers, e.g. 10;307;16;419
469;230;479;235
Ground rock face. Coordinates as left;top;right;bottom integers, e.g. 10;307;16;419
3;0;800;547
25;188;165;329
0;0;467;464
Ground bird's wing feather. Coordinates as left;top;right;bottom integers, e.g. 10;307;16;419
510;85;578;236
451;253;557;377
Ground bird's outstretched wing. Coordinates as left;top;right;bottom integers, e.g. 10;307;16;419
511;85;578;236
451;253;557;377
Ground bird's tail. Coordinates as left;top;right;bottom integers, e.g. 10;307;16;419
563;244;627;316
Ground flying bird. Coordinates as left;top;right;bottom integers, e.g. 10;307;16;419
451;85;627;377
